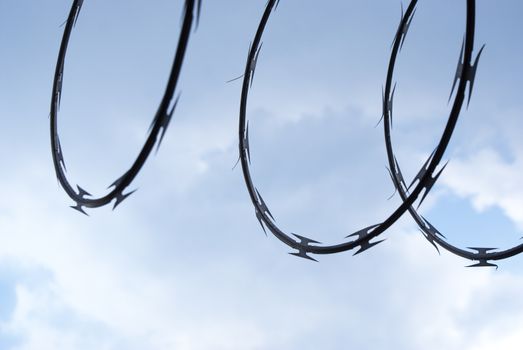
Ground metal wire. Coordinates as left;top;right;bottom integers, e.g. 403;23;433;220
50;0;200;214
238;0;477;260
383;3;523;268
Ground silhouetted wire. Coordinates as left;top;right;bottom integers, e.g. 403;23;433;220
238;0;476;260
50;0;201;214
384;4;523;268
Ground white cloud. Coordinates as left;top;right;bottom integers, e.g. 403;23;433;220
3;1;523;349
441;148;523;229
2;153;523;350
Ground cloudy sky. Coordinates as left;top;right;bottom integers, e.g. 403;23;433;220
1;0;523;349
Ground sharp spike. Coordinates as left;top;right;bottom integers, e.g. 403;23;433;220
113;190;137;210
255;209;267;236
76;185;91;198
56;69;64;110
73;0;84;27
346;224;383;255
419;229;441;255
392;156;406;189
108;171;129;189
250;43;263;87
420;215;446;239
389;83;396;128
449;38;465;102
347;223;381;239
416;161;448;209
226;74;245;84
195;0;202;29
55;137;67;172
232;155;241;170
467;261;498;268
148;111;159;134
387;188;398;201
182;0;188;25
390;4;404;49
467;247;498;254
156;94;180;153
399;6;416;50
408;149;436;191
289;251;318;262
466;44;485;107
266;0;280;11
70;203;88;216
385;167;398;200
293;233;321;245
376;86;386;127
289;233;321;262
255;188;275;221
465;248;498;268
244;121;251;164
353;239;385;256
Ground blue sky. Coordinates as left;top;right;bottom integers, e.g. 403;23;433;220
1;0;523;349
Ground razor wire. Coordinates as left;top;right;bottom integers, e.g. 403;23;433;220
238;0;487;262
383;6;523;268
47;0;523;266
50;0;200;214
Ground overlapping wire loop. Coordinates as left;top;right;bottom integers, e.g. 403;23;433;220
238;0;523;267
50;0;523;266
383;7;523;268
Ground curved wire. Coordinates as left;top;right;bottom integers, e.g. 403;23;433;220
384;4;523;268
50;0;200;214
238;0;476;260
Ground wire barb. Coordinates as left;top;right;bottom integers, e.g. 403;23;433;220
450;39;485;106
290;234;320;261
70;203;88;216
347;224;385;255
244;121;251;164
113;190;137;210
466;248;498;268
255;188;275;221
391;2;417;51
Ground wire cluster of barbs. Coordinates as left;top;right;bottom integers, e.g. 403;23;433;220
51;0;522;267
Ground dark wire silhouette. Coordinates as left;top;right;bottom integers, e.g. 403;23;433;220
47;0;523;266
384;4;523;268
50;0;200;214
238;0;477;261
